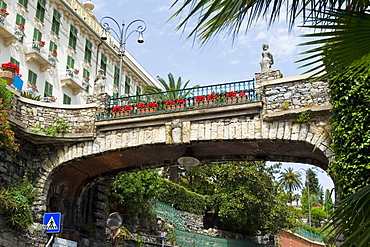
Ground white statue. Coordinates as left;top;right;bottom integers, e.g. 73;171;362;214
94;69;106;94
260;44;274;73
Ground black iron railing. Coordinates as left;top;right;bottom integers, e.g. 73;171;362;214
97;79;258;120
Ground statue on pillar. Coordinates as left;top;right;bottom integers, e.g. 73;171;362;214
260;44;274;73
94;69;107;94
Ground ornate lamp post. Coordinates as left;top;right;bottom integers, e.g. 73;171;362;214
100;17;147;96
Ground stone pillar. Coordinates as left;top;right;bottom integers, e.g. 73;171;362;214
255;70;283;101
86;93;110;114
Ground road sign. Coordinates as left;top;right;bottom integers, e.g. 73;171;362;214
43;212;62;233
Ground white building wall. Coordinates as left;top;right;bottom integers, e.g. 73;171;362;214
0;0;158;105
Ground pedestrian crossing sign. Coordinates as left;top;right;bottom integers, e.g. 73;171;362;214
43;213;62;233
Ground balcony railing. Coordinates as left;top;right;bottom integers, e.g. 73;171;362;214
60;69;88;95
0;16;21;47
97;79;258;120
25;41;55;72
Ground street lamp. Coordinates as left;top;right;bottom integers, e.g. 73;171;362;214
100;17;147;96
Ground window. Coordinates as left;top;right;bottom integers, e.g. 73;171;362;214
83;69;90;92
136;86;141;95
44;81;53;97
51;9;61;35
10;58;20;67
33;28;42;42
15;14;25;42
35;0;46;22
49;41;57;52
28;70;37;85
0;0;7;9
125;76;131;95
18;0;28;8
84;39;92;63
69;25;78;50
63;94;71;105
113;66;119;87
66;56;75;69
100;54;107;75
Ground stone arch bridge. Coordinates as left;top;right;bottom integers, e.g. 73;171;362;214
4;73;332;244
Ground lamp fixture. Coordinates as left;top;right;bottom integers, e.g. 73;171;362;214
177;148;200;171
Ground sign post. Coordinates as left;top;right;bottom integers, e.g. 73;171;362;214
161;231;167;247
43;212;62;247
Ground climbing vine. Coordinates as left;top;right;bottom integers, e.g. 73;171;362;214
329;72;370;196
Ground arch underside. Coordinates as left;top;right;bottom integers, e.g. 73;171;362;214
50;139;329;203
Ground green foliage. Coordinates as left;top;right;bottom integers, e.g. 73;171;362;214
180;162;298;235
278;167;302;203
310;206;326;224
32;118;70;136
157;178;206;215
295;111;311;124
0;79;18;154
324;184;370;246
20;91;40;101
0;176;38;230
135;237;144;247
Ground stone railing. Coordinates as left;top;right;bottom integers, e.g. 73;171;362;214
256;73;330;114
9;93;97;138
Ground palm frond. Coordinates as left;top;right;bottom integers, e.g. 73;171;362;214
298;9;370;79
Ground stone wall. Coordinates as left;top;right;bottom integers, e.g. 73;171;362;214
257;74;330;114
10;95;98;134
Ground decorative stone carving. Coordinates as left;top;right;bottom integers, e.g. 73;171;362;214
260;44;274;73
94;69;107;94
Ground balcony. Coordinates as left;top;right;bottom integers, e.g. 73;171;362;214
25;41;55;72
61;69;88;95
0;16;21;47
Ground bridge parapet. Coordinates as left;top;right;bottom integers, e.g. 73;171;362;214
256;73;330;114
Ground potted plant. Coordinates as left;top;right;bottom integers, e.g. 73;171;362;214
165;100;177;110
0;8;9;18
111;105;123;116
226;91;237;102
0;62;20;85
38;40;45;47
73;68;79;75
123;105;133;115
135;103;148;114
238;91;247;101
176;99;186;108
49;95;57;102
194;95;206;106
147;102;159;112
206;93;218;104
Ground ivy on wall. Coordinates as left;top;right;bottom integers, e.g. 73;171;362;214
329;73;370;196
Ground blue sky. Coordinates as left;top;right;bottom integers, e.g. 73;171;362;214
89;0;334;195
90;0;313;87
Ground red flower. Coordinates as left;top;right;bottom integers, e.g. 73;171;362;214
136;103;148;109
195;95;205;102
226;91;237;98
206;93;218;100
0;9;9;15
123;105;133;111
52;50;57;54
165;100;177;106
18;24;25;28
111;106;123;112
1;62;20;75
176;99;186;105
147;102;159;108
238;92;246;96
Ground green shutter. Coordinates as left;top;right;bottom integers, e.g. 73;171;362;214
51;9;61;35
53;9;61;22
18;0;28;8
10;58;20;67
125;76;131;94
28;70;37;84
0;0;7;9
114;66;119;86
84;39;92;62
70;25;78;37
136;86;141;95
49;41;57;52
63;94;71;104
16;14;25;25
33;28;42;41
39;0;46;9
67;56;75;69
44;81;53;97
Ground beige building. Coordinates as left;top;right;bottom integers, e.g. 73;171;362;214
0;0;158;104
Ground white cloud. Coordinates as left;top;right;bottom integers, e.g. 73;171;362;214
229;59;241;65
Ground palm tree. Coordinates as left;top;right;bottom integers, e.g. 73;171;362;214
278;167;302;205
143;73;198;100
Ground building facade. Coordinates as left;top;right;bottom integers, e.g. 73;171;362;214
0;0;158;104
